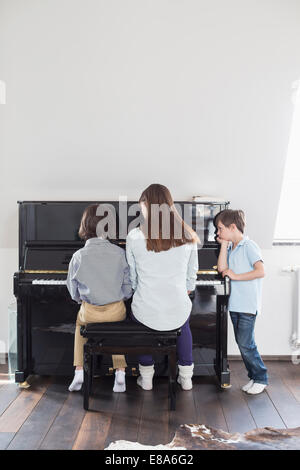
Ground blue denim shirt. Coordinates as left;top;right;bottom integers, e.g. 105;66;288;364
227;236;263;315
67;237;132;306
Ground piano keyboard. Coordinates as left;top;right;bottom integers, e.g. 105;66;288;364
32;279;67;285
195;280;222;286
31;278;222;286
31;279;222;287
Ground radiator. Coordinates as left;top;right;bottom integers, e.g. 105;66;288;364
283;265;300;364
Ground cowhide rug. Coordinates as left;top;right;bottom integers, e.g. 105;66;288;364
105;424;300;450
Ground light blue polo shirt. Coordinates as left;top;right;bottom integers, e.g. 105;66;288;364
227;236;263;315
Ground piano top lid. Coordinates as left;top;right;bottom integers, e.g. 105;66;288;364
17;200;140;204
17;199;230;205
192;196;230;204
17;200;229;271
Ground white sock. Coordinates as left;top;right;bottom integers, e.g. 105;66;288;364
115;370;125;385
177;364;194;391
68;369;83;392
137;375;153;390
242;379;254;392
113;370;126;393
246;382;267;395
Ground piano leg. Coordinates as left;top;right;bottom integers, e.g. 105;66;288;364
89;354;94;393
215;295;231;389
15;297;30;385
168;346;177;411
83;343;92;410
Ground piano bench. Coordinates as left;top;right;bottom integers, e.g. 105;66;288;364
80;320;181;411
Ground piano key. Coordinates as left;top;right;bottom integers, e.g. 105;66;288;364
195;280;222;285
32;279;67;285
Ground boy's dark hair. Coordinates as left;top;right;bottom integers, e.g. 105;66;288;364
214;209;246;234
78;204;107;241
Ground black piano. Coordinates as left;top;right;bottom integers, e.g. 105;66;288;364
13;200;231;388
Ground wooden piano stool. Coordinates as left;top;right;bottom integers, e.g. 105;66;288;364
80;320;181;411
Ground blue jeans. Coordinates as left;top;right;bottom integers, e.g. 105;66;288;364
230;311;268;385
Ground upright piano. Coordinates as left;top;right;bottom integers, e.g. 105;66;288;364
13;200;231;388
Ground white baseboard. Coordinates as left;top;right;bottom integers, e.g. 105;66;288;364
0;353;7;365
228;355;292;361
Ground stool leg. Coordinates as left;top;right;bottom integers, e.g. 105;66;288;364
89;354;94;395
83;345;91;410
168;348;177;411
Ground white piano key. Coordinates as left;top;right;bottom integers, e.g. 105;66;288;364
195;280;222;285
32;279;67;285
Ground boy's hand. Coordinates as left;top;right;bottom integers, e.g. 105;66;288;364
222;269;238;280
216;237;229;246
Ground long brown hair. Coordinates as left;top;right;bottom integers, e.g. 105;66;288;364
139;184;200;252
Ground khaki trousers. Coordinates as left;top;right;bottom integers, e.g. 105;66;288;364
74;300;127;369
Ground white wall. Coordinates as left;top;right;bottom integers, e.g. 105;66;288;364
229;246;300;356
1;0;300;354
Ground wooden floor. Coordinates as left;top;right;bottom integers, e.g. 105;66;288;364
0;360;300;450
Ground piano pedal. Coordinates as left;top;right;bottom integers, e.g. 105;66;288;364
19;380;31;389
105;367;114;376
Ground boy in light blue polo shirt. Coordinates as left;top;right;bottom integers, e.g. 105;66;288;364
215;209;268;395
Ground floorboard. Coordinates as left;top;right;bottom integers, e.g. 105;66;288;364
271;362;300;403
39;387;86;450
168;380;199;442
193;376;229;432
0;432;15;450
7;377;69;450
217;371;257;433
73;376;120;450
0;376;49;433
138;377;169;446
0;384;21;417
265;378;300;428
231;369;286;429
104;376;144;449
0;361;299;449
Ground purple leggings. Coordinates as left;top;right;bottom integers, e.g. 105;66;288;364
131;313;193;366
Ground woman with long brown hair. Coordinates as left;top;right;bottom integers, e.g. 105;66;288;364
126;184;200;390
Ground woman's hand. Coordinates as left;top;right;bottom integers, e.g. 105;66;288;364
222;269;238;280
187;290;191;295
